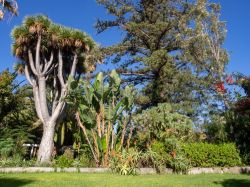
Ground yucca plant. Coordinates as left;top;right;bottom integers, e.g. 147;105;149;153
12;15;101;164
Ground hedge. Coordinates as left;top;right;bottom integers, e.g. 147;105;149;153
181;143;242;167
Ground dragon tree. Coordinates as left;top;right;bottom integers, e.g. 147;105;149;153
12;15;98;164
0;0;18;20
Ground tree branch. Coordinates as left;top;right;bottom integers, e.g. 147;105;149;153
32;84;44;123
58;50;65;87
38;76;50;122
24;64;34;86
70;53;78;78
52;87;59;113
51;83;67;123
36;35;42;74
43;52;54;74
28;50;38;75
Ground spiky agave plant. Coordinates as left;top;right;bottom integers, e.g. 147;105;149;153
11;15;101;164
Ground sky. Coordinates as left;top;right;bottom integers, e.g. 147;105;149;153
0;0;249;76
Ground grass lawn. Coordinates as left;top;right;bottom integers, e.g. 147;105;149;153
0;173;250;187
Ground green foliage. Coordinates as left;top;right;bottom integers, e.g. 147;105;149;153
140;149;166;173
0;156;36;167
149;141;242;172
0;70;36;160
134;103;194;149
71;145;96;168
150;141;171;165
12;15;96;56
181;143;242;167
149;140;190;173
63;148;74;160
54;155;74;168
67;70;135;166
133;103;194;174
0;70;18;122
0;127;34;158
204;114;229;143
11;14;102;75
109;148;141;175
169;155;190;174
53;147;75;168
226;110;250;164
0;138;14;159
74;155;95;168
96;0;228;115
224;77;250;164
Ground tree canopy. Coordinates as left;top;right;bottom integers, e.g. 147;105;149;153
96;0;228;115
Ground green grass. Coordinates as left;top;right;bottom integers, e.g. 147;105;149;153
0;173;250;187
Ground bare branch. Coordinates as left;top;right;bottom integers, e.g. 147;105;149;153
58;50;65;87
43;52;54;74
32;85;44;123
36;35;42;74
70;53;78;77
52;89;59;113
45;64;55;76
24;64;34;86
51;96;64;123
28;50;38;75
38;76;50;122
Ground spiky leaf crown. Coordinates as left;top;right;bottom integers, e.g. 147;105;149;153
12;15;96;61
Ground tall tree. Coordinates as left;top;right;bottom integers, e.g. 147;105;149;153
96;0;228;114
12;15;98;164
0;0;18;20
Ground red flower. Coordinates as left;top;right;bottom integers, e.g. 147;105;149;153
226;76;234;84
214;82;226;94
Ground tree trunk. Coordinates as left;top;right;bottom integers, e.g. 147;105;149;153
37;121;56;164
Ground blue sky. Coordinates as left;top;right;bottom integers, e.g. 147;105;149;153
0;0;249;76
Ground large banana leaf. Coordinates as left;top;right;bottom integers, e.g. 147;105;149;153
93;72;104;99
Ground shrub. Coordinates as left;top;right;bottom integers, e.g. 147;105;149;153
169;155;190;174
54;155;74;168
73;155;95;168
150;140;191;173
133;103;195;150
140;149;166;173
181;143;242;167
54;149;75;168
63;148;74;160
0;138;14;159
0;156;36;167
109;148;141;175
204;114;229;143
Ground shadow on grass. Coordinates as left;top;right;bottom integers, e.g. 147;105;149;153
214;178;250;187
0;177;34;187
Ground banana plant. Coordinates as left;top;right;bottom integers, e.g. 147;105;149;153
67;70;134;166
